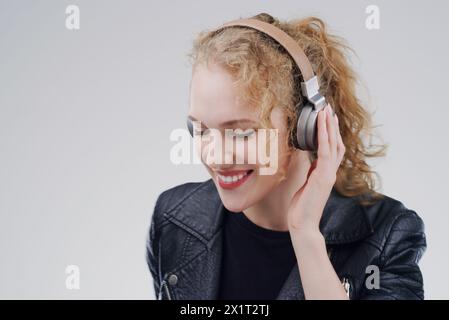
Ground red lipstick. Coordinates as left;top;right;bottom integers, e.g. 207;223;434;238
216;169;254;189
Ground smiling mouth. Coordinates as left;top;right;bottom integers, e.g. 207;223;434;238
216;169;254;189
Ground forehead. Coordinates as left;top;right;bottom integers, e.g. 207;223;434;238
189;62;257;125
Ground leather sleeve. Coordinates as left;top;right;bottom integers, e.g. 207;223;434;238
360;210;427;300
146;193;164;300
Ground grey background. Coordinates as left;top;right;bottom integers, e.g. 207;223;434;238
0;0;448;299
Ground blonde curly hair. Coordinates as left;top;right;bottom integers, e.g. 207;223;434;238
187;13;387;206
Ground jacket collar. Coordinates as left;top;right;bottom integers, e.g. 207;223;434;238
164;179;374;245
163;178;375;300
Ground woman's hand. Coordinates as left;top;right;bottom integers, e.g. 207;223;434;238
287;103;349;300
287;103;345;234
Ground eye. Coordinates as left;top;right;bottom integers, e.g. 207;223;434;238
228;128;256;139
186;117;209;137
186;118;194;137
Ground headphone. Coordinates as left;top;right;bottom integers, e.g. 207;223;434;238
211;18;329;151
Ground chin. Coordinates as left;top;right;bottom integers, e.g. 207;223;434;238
216;189;252;213
220;200;248;213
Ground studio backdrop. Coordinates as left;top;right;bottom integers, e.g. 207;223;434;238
0;0;448;299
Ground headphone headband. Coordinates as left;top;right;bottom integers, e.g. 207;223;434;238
213;18;325;108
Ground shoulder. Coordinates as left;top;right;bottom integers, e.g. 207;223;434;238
360;191;426;252
151;179;215;227
351;192;427;299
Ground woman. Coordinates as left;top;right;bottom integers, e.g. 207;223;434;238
146;13;426;300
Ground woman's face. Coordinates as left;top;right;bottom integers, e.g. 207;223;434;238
188;61;292;213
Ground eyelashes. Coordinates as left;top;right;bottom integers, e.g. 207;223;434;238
228;128;256;138
186;117;208;137
186;117;256;139
186;118;194;136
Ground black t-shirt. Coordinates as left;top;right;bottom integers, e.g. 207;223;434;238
218;209;297;300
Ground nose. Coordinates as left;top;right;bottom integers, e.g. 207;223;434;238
204;145;235;170
199;130;252;168
201;137;235;168
209;162;235;172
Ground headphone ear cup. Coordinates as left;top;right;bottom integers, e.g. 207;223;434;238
296;103;314;150
305;108;319;151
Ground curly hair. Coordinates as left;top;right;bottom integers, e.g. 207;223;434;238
187;13;387;206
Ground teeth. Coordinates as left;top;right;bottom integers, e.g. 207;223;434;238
218;171;250;184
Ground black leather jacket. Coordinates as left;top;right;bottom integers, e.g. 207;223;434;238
146;179;426;300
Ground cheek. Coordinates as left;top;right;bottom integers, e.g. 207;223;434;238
194;128;288;169
233;132;281;167
255;129;291;177
235;172;282;208
196;136;262;167
254;172;281;190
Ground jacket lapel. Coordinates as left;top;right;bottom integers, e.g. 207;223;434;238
163;179;374;300
163;181;225;300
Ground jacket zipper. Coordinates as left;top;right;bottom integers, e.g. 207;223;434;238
160;280;172;300
342;277;351;299
328;247;351;299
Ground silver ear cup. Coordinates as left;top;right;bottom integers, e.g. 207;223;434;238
305;108;319;151
296;103;313;150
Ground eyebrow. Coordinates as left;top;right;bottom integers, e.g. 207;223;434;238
187;115;259;127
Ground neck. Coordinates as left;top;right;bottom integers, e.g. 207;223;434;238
243;150;312;231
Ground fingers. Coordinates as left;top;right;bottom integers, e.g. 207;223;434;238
326;104;338;157
335;115;346;161
317;105;329;159
317;103;345;164
313;103;345;189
